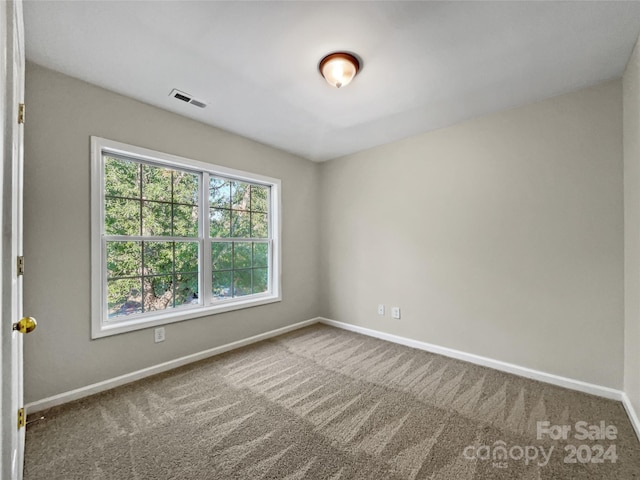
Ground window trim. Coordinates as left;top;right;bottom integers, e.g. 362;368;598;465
90;137;281;339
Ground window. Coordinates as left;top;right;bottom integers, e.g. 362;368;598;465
91;137;281;338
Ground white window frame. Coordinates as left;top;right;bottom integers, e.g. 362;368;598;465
90;137;281;338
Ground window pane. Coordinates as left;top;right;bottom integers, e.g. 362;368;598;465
144;242;173;275
251;185;268;213
234;242;252;269
143;276;173;311
231;181;250;211
105;157;139;198
173;171;199;205
173;204;198;237
142;201;172;236
233;269;252;297
253;243;268;267
107;241;141;278
212;242;232;270
210;208;231;238
210;178;230;209
142;164;172;202
251;212;268;238
212;271;232;300
231;210;250;238
105;198;140;236
253;268;268;294
175;242;199;273
108;278;142;318
175;273;199;307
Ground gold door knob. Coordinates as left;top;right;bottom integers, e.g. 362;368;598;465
13;317;37;334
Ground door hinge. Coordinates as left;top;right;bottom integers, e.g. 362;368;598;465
17;407;25;429
17;256;24;276
18;103;25;124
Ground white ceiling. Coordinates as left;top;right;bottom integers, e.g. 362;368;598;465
24;1;640;162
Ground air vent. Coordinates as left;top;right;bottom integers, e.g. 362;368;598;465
169;89;207;109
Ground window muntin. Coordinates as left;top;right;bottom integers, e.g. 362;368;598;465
91;137;281;338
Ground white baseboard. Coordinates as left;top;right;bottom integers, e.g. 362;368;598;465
622;393;640;442
318;318;624;402
25;317;320;414
27;314;634;437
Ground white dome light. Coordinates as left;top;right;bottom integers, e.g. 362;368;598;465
319;52;361;89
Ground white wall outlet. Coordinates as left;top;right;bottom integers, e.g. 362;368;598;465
377;304;385;316
154;327;165;343
391;307;401;319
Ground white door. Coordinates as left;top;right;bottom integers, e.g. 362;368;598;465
1;1;30;479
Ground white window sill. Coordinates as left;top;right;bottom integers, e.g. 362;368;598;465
91;294;282;339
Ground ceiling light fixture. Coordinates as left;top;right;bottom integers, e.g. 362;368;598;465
319;52;360;89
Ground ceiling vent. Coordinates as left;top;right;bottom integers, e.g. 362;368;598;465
169;89;207;109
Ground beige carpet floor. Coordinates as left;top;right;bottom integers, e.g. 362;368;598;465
24;324;640;479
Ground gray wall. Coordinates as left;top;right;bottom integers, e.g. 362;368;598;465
24;61;627;403
320;80;624;389
624;35;640;417
23;63;320;403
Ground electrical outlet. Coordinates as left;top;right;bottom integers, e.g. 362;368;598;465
377;304;385;316
154;327;165;343
391;307;401;319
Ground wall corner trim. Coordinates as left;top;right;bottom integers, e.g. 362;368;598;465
622;392;640;442
25;317;321;414
318;318;625;402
